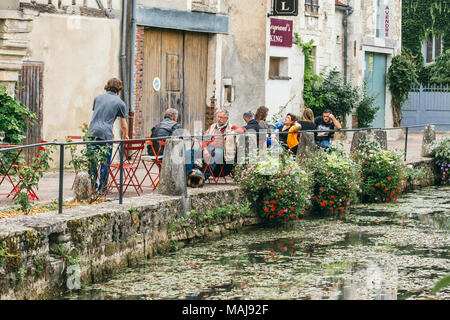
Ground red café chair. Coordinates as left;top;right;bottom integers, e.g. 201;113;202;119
10;140;48;201
202;147;234;185
140;137;164;190
105;141;145;196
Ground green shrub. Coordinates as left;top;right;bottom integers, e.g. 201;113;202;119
356;92;379;128
430;136;450;184
387;54;419;126
235;149;312;225
307;146;360;214
429;49;450;86
358;139;407;203
307;69;360;126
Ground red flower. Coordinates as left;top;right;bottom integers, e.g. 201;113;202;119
390;193;393;198
339;207;344;211
291;206;294;210
375;184;379;187
330;207;334;211
290;214;294;218
264;200;269;204
323;200;327;204
387;177;391;181
330;201;334;204
365;161;368;164
320;188;324;192
342;196;346;199
269;215;274;219
264;208;269;212
385;188;388;191
331;195;335;199
320;203;326;207
278;190;282;194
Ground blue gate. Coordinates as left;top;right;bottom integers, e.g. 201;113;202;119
401;85;450;130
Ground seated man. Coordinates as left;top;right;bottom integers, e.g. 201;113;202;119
148;108;182;156
314;109;342;149
243;111;266;150
186;109;244;187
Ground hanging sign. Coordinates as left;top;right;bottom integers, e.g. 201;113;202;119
272;0;298;16
270;18;293;47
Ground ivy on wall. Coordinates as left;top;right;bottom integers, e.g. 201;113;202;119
403;0;449;56
402;0;450;85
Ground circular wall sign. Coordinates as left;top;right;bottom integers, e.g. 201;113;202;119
153;77;161;92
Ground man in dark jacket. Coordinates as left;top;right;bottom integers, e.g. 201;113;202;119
148;108;182;156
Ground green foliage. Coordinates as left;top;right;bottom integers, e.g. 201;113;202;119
306;69;360;126
294;35;322;112
306;146;360;215
235;148;312;225
13;144;56;214
357;138;407;203
402;0;449;63
387;54;419;126
168;201;251;234
0;86;37;145
51;245;80;266
429;49;450;85
430;136;450;184
432;274;450;295
402;1;449;85
356;91;379;128
66;124;111;202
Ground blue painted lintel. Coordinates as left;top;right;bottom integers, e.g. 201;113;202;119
136;6;229;34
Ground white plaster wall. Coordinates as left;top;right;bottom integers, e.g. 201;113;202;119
266;44;304;121
26;13;122;142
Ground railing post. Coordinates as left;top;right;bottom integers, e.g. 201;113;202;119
58;144;64;214
404;127;409;161
119;141;124;204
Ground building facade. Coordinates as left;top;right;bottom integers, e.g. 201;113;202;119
0;0;403;148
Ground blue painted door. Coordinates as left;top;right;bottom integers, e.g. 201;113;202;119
364;52;387;128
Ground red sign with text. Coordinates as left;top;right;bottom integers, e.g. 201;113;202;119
270;18;293;47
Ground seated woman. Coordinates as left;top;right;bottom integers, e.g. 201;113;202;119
299;108;316;131
276;113;302;155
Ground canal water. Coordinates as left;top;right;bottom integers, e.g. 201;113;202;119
62;186;450;300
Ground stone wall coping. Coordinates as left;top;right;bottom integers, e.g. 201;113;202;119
0;10;33;20
0;185;241;235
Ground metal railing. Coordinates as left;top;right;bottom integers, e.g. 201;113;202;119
0;122;449;214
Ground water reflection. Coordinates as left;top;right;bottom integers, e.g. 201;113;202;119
58;186;450;300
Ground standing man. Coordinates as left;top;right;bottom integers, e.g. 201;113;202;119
314;109;341;149
88;78;128;193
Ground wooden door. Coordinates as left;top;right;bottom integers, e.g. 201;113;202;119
143;28;208;135
184;32;208;132
17;61;44;162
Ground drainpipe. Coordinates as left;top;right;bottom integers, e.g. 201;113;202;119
120;0;129;121
128;0;137;139
336;2;354;84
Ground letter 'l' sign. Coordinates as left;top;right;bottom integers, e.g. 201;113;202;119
273;0;298;16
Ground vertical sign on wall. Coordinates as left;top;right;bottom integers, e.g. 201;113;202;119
384;4;390;38
270;19;293;47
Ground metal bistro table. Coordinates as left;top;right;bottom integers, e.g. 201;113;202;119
0;144;22;197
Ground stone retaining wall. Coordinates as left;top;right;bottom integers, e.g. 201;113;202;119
0;186;259;300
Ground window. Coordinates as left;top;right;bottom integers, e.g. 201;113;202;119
305;0;319;15
423;34;443;64
269;57;289;79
